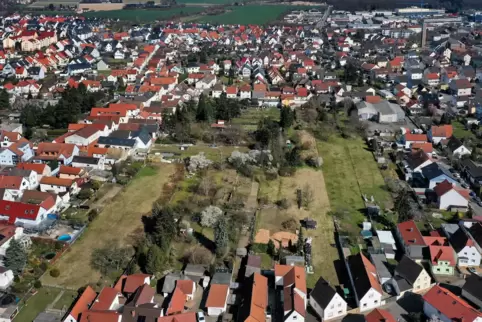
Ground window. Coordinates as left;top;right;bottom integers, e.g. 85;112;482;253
363;303;367;307
374;300;378;304
446;269;450;272
436;268;440;272
330;305;334;309
338;303;341;307
338;311;343;315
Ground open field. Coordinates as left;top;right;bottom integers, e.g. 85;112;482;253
317;136;393;233
453;121;475;140
41;164;177;288
150;144;248;162
257;168;338;287
231;107;280;131
195;5;312;24
82;7;206;22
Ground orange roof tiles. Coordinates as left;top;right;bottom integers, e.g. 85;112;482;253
40;176;74;187
206;284;229;308
66;286;97;321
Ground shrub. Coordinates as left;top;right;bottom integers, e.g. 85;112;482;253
278;166;296;177
54;242;64;251
34;280;42;289
237;164;254;178
50;268;60;278
77;189;93;200
39;262;49;272
88;209;99;222
250;243;268;253
281;218;297;230
276;198;291;210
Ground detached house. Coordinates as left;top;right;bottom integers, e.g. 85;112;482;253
396;220;426;262
275;264;307;322
423;285;481;322
239;273;268;322
428;125;453;144
433;180;469;210
442;223;481;267
450;79;472;97
309;277;347;321
424;236;456;276
446;137;471;158
348;253;383;312
392;255;431;295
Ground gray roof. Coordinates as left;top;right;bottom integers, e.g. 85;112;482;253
370;253;391;280
97;136;136;147
161;273;187;294
72;156;100;165
211;272;231;285
183;264;206;276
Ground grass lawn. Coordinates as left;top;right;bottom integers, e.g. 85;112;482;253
259;253;272;270
82;7;206;22
257;168;338;287
150;144;248;162
231;107;280;131
317;136;393;234
14;288;61;322
41;164;177;288
52;290;78;311
195;5;314;24
453;121;475;140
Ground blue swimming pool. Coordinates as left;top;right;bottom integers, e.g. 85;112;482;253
57;234;72;242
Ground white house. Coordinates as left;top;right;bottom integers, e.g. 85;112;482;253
275;265;307;322
434;180;469;210
64;127;100;147
309;278;347;321
0;268;14;290
349;253;383;312
39;177;78;195
442;223;482;267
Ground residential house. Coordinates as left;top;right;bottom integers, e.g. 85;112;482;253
39;177;79;196
402;132;427;149
309;277;347;321
462;275;482;309
446;137;471;158
424;236;456;276
450;79;472;97
62;286;98;322
396;220;426;262
239;273;268;322
34;143;79;165
348;253;383;312
72;156;104;170
434;180;469;210
461;159;482;187
423;285;481;322
420;163;456;189
64;126;101;147
428;125;453;144
441;223;481;267
275;264;307;322
365;309;396;322
205;271;231;317
0;199;53;226
392;255;431;295
16;163;51;182
245;255;261;278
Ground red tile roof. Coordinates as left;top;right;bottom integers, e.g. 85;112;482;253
360;253;383;293
366;309;396;322
429;245;456;265
0;200;42;224
166;286;187;315
423;285;480;321
59;165;82;176
397;220;426;246
90;287;120;311
157;312;196;322
431;125;453;139
16;163;48;175
40;176;74;187
68;286;97;321
246;273;268;322
205;284;229;308
79;311;121;322
411;142;433;154
405;133;427;142
0;176;24;189
123;273;151;293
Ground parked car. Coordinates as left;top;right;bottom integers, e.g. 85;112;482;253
470;191;477;198
462;183;469;189
454;173;461;178
197;312;205;322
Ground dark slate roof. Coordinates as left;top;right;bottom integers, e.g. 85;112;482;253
421;163;454;181
394;276;412;292
447;136;464;152
72;156;100;165
449;227;471;253
97;136;136;147
463;274;482;305
468;223;482;248
309;277;337;309
461;159;482;178
211;272;231;285
132;129;151;145
395;255;423;285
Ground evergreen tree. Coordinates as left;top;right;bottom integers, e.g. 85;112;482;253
267;239;275;257
150;206;176;251
296;227;304;256
280;107;294;128
5;239;27;275
145;244;166;275
0;89;10;110
196;93;214;123
214;215;228;257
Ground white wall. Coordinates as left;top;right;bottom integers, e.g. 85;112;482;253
359;288;382;312
457;245;481;267
284;310;305;322
413;269;431;291
439;189;468;210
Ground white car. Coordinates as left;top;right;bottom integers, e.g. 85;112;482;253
197;312;205;322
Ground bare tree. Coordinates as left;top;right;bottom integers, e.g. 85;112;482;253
302;185;314;209
184;245;213;265
198;176;214;196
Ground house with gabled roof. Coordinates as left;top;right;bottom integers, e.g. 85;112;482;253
366;308;396;322
392;255;431;295
62;286;97;322
424;236;456;275
442;223;481;267
396;220;426;262
239;273;268;322
309;277;347;321
423;285;481;322
348;253;383;312
433;180;469;210
428;125;453;144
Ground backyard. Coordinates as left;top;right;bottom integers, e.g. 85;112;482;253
317;136;393;234
256;168;338;287
150;144;248;162
41;164;177;288
231;107;280;131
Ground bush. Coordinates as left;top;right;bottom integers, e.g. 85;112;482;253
39;262;49;272
91;180;102;191
88;209;99;222
250;243;268;253
281;218;297;230
237;164;254;178
54;242;63;250
34;280;42;289
50;268;60;278
77;188;93;200
278;166;296;177
276;198;291;210
264;169;278;181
